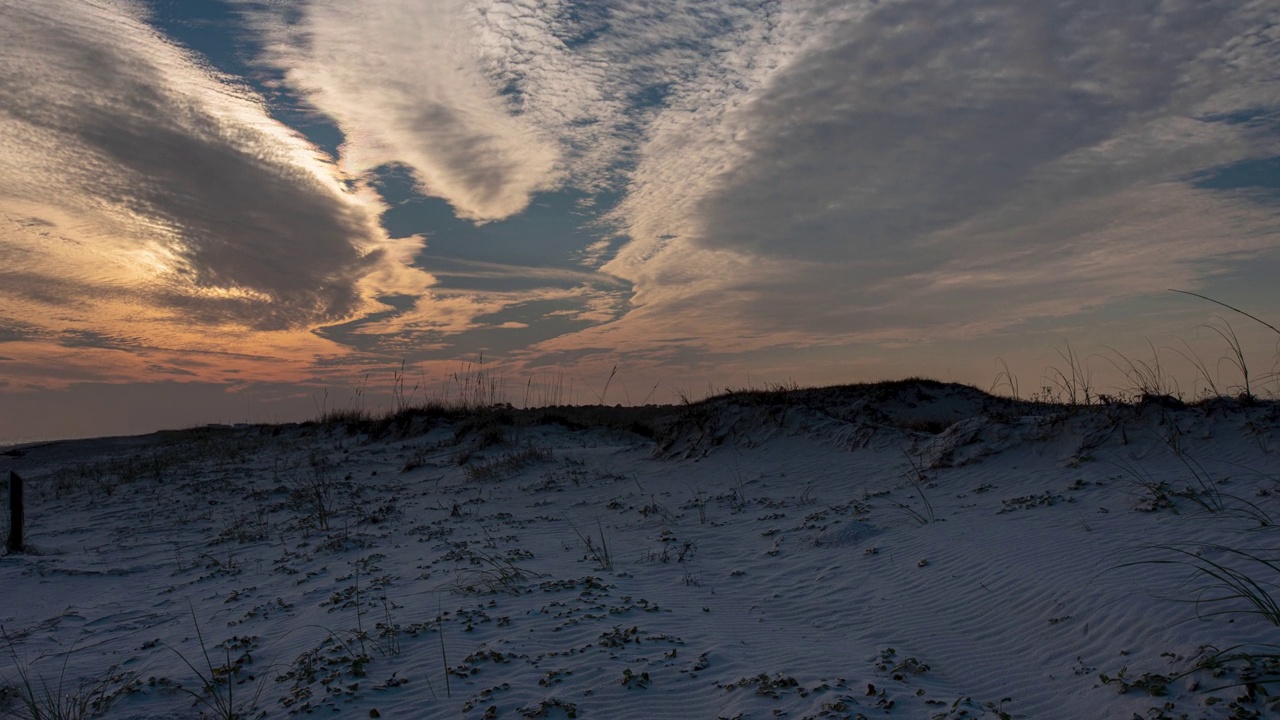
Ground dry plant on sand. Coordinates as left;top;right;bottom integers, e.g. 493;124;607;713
2;629;135;720
568;518;613;571
163;607;272;720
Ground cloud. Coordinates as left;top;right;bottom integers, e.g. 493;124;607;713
585;0;1280;357
243;0;564;222
230;0;795;355
0;320;40;344
230;0;842;367
229;0;1280;374
0;0;469;390
326;271;631;359
692;0;1272;258
0;1;406;332
7;0;1278;399
241;0;806;219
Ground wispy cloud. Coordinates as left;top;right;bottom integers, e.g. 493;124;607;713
244;0;564;222
242;0;803;217
0;1;400;328
5;0;1280;405
581;0;1280;358
220;0;1280;382
0;0;441;385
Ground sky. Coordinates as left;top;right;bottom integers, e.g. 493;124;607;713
2;0;1280;443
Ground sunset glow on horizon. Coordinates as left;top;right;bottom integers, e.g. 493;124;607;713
3;0;1280;442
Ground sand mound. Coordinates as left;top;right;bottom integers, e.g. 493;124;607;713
2;386;1279;719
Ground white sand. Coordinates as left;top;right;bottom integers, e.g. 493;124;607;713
2;382;1277;719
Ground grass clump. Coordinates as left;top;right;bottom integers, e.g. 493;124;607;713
164;609;270;720
464;444;554;482
451;547;544;594
889;451;936;525
285;451;341;532
568;518;613;571
2;629;136;720
1123;542;1280;626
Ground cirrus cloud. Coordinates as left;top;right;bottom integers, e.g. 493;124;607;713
0;0;446;388
581;0;1280;362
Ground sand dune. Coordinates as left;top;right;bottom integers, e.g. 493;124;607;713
2;381;1278;719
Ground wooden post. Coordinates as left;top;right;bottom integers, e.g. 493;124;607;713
7;470;22;553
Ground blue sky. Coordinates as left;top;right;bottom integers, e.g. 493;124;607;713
2;0;1280;441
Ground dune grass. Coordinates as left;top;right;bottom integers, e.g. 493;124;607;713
2;630;134;720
